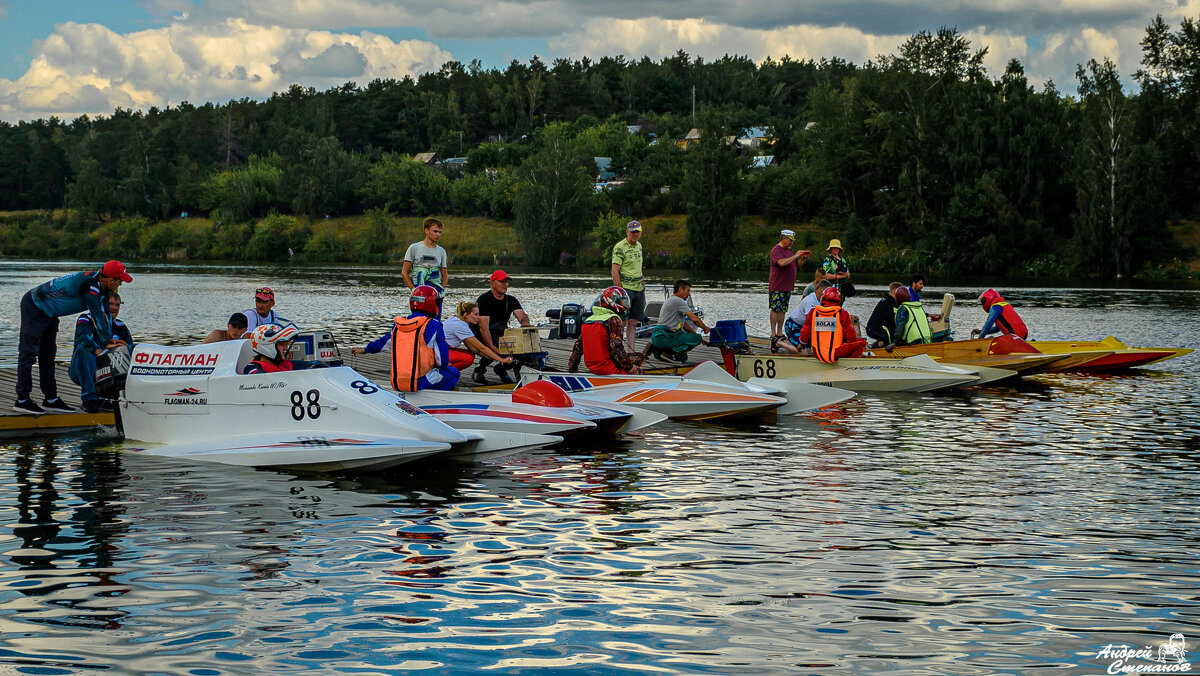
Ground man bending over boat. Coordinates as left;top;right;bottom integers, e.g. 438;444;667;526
647;279;710;363
244;324;299;374
972;289;1028;340
568;286;645;375
799;287;868;363
351;285;460;391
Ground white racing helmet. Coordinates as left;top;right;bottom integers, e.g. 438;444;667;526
249;323;299;360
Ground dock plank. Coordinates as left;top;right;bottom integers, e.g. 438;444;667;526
0;363;115;436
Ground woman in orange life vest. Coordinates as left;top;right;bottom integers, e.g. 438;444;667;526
567;286;646;375
243;324;299;374
799;287;868;363
972;289;1029;340
350;285;460;391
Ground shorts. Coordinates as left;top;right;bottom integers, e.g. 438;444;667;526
768;291;791;313
783;317;805;347
627;289;646;321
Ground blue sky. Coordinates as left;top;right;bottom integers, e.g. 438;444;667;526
0;0;1189;122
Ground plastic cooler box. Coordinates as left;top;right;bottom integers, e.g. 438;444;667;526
708;320;747;346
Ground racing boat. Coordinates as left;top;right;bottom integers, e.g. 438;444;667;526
519;361;852;421
882;335;1063;375
1028;336;1193;372
733;353;979;393
114;341;554;471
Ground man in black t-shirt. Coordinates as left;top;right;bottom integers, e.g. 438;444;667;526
473;269;531;384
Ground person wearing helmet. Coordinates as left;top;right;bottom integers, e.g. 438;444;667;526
799;286;867;363
821;239;853;298
972;289;1028;340
568;286;646;375
350;285;459;391
15;260;131;414
888;286;933;348
244;323;299;374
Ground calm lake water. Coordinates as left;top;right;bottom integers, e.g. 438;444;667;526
1;260;1198;675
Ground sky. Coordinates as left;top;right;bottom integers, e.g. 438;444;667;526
0;0;1195;123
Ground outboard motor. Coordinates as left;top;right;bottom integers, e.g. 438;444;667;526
94;346;131;434
558;303;583;340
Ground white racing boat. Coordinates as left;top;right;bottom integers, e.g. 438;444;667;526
113;341;557;471
519;361;852;421
733;353;980;393
407;383;666;437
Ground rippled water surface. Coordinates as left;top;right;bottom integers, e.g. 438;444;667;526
1;261;1198;675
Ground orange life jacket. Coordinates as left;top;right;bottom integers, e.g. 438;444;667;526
581;319;623;375
390;315;436;392
811;305;844;364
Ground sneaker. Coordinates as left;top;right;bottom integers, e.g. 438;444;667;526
494;367;514;385
673;351;689;364
82;400;102;414
472;368;488;385
13;399;44;414
42;398;75;413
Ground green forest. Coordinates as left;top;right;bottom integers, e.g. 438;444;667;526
1;19;1199;278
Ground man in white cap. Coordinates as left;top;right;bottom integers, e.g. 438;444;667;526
768;229;809;340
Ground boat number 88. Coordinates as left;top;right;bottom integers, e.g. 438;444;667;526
752;359;777;378
290;389;321;420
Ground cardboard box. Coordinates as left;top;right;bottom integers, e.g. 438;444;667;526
497;326;543;355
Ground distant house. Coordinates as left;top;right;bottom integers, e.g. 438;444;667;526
677;128;702;150
626;125;642;134
442;157;468;170
737;127;774;153
594;157;617;181
804;122;817;132
749;155;775;169
413;152;440;165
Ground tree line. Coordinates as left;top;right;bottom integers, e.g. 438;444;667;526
0;18;1198;277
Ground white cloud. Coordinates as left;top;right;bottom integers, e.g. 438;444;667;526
0;19;451;122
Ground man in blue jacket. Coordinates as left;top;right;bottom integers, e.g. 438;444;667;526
16;261;131;414
69;293;134;413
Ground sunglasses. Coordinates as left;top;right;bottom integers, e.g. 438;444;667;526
256;287;273;295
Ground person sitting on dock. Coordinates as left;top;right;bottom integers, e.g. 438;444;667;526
865;282;903;348
444;301;515;372
889;287;933;348
972;289;1029;340
243;324;299;374
473;270;530;385
775;280;831;354
648;279;711;363
800;287;868;363
351;285;460;391
244;287;288;331
15;260;131;414
203;313;249;343
69;293;133;413
568;286;645;375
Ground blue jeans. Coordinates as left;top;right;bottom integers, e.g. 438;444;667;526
17;291;59;401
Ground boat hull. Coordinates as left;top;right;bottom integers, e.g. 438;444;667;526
734;354;978;393
1029;337;1193;372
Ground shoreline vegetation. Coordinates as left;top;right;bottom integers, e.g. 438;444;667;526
2;22;1200;279
2;209;1196;280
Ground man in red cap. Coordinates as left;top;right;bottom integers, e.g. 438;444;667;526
243;286;288;332
15;260;131;414
473;270;530;384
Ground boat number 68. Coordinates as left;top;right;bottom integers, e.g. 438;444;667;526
752;359;777;378
290;389;321;420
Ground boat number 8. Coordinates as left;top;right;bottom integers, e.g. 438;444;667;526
290;389;321;420
350;380;378;395
752;359;777;378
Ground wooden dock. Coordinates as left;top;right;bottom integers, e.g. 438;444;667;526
0;364;116;437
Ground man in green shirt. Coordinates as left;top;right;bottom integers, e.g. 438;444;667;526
611;220;645;351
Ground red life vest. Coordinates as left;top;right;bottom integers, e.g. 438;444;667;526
811;305;844;364
992;301;1028;340
390;316;436;392
581;319;625;375
245;359;294;374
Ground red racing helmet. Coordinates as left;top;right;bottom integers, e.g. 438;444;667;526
409;285;440;315
599;286;632;319
821;287;843;305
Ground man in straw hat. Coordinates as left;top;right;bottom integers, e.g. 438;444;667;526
768;229;809;340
